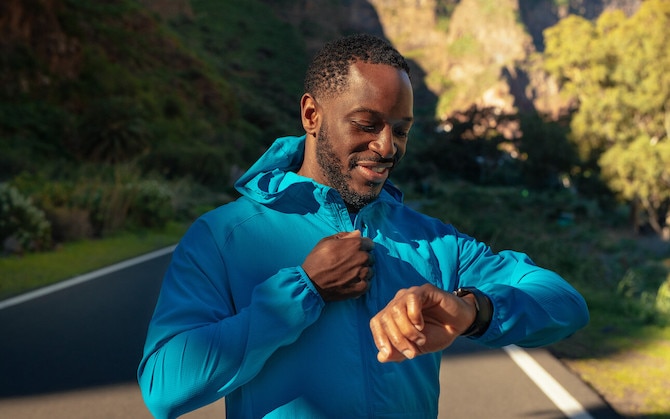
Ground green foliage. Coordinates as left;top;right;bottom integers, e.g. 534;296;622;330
0;102;76;175
518;113;577;188
10;166;175;240
0;184;52;253
1;0;312;238
543;0;670;237
552;0;570;8
69;97;153;163
617;261;670;324
657;278;670;323
600;136;670;236
125;179;174;230
168;0;306;139
1;0;244;181
396;108;580;191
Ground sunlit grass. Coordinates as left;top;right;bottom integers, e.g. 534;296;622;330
565;333;670;417
0;221;188;300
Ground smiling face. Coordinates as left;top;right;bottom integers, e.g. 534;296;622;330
298;61;414;211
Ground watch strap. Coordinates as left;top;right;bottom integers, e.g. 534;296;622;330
453;287;493;338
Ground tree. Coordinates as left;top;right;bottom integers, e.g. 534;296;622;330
543;0;670;238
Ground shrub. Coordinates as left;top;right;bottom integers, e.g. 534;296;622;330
617;262;670;323
126;179;174;229
9;167;174;238
656;276;670;324
0;184;52;253
46;206;94;242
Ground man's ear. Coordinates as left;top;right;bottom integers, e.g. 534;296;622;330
300;93;320;137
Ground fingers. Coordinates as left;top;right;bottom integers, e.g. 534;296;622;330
370;289;427;362
370;284;463;363
303;230;376;301
337;230;375;283
335;230;375;252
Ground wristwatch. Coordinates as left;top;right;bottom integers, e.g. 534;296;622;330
453;287;493;338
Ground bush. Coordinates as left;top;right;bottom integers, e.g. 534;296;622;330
617;262;670;323
656;276;670;324
46;206;94;242
126;179;174;229
0;184;52;253
9;167;176;239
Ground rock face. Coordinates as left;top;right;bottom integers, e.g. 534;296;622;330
363;0;641;119
267;0;641;120
0;0;82;87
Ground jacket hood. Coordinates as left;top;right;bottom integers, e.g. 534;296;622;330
234;135;404;205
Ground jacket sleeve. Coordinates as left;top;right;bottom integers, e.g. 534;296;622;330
453;231;589;348
137;218;324;419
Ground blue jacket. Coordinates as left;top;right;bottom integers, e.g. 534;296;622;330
138;135;589;418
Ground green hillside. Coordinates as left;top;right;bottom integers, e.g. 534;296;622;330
0;0;311;246
1;0;306;189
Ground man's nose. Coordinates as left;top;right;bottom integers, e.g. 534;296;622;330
370;126;396;159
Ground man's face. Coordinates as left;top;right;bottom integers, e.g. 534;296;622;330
308;62;414;211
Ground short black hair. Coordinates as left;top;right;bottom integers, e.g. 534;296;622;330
303;33;410;100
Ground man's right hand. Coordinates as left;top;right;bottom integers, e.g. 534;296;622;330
302;230;375;301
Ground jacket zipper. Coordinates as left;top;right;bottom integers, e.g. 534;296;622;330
355;215;376;417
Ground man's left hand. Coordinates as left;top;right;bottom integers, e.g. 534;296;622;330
369;283;476;363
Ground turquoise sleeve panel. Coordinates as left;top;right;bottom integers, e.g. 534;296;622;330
137;219;324;419
454;233;589;348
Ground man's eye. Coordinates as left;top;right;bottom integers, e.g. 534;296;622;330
355;122;376;133
394;130;409;138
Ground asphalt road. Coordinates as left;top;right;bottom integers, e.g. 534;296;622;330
0;249;621;419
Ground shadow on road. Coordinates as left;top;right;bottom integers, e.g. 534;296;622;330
0;257;168;397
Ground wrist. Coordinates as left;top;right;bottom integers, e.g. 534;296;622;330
453;287;493;338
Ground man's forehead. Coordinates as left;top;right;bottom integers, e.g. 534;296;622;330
344;62;413;112
348;61;409;80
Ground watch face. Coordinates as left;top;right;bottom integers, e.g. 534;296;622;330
454;287;474;297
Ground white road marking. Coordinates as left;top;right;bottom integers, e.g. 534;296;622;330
0;245;176;311
504;344;594;419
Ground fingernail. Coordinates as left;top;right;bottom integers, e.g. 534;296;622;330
402;349;414;359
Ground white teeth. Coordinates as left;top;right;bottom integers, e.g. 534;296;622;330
372;167;386;173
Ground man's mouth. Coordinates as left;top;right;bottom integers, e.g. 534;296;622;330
355;161;393;183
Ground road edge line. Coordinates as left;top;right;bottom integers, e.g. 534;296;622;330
504;344;594;419
0;245;176;311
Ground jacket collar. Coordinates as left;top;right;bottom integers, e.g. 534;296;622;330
234;135;404;208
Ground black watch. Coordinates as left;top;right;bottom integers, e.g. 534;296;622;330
453;287;493;338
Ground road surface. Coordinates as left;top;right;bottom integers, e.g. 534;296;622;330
0;248;620;418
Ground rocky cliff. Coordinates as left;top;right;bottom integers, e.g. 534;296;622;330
263;0;642;119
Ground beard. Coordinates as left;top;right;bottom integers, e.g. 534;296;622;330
315;123;383;212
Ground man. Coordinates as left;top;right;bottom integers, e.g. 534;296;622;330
138;34;589;418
